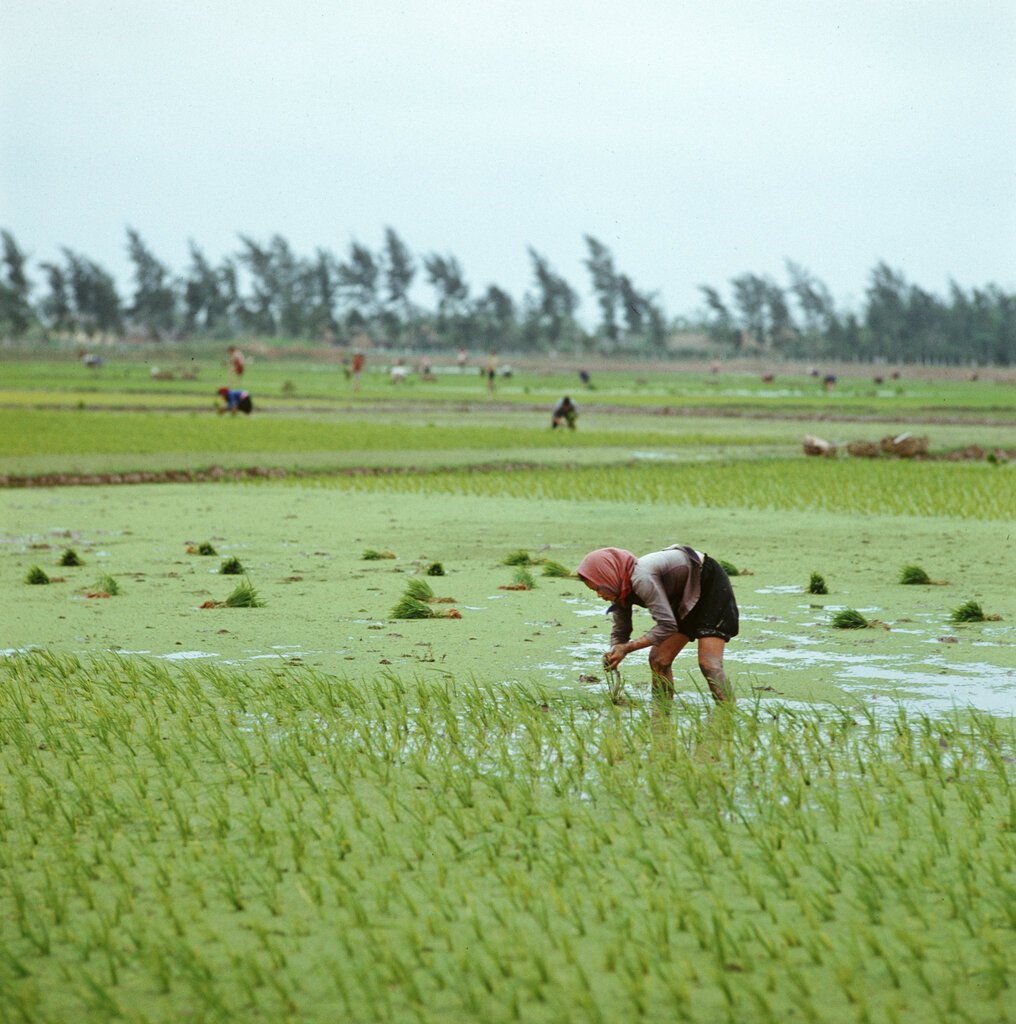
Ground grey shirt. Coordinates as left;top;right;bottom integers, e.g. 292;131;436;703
609;545;704;647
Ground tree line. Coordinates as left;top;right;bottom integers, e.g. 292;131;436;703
1;227;1013;364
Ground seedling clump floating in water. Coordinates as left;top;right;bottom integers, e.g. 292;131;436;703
58;548;83;567
391;579;460;618
540;560;574;578
899;563;948;585
949;599;1000;623
25;565;50;585
219;556;244;575
187;541;218;556
500;567;536;590
807;572;828;595
224;577;264;608
362;548;396;560
831;608;869;629
426;561;445;576
404;578;435;602
89;574;120;597
718;558;740;577
502;549;535;566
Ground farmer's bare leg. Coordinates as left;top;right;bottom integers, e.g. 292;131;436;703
697;636;733;703
648;633;690;699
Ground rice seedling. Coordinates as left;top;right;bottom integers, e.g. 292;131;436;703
1;650;1014;1024
604;663;626;705
950;599;988;623
390;591;460;620
717;558;740;576
513;567;536;588
58;547;84;566
89;574;120;597
186;541;218;555
219;555;244;575
404;577;435;602
540;560;574;578
223;577;264;608
807;572;828;595
25;564;50;584
899;563;931;585
426;561;445;576
502;549;535;566
831;608;869;629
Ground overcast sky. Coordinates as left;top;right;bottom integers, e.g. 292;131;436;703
2;0;1014;320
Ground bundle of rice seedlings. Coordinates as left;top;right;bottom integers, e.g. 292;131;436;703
405;578;435;602
950;600;985;623
831;609;869;629
502;550;534;566
224;578;263;608
59;548;83;567
541;560;574;578
25;565;50;585
899;564;932;585
220;556;244;575
187;541;218;556
426;562;445;576
91;574;120;596
512;568;536;589
362;549;396;561
807;572;828;595
390;594;437;619
717;559;740;577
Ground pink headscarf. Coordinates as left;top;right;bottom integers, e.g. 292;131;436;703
576;547;637;604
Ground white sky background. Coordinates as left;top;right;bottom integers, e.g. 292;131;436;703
2;0;1014;320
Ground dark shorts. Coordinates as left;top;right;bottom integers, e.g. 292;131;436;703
677;555;739;642
237;395;253;414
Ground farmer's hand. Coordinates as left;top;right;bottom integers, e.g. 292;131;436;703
604;644;628;671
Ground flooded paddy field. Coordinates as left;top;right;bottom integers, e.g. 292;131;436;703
1;362;1014;1021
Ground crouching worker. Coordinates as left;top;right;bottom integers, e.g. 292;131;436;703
551;395;578;430
216;387;253;415
576;544;738;702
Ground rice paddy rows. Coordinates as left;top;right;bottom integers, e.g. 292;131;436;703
1;652;1013;1023
294;458;1016;522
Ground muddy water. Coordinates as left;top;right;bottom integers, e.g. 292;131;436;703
2;483;1013;714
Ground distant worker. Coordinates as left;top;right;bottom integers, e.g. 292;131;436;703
216;387;253;415
227;345;246;378
350;351;366;391
551;396;578;430
457;347;468;371
419;354;433;380
579;369;592;389
823;374;838;391
485;350;498;393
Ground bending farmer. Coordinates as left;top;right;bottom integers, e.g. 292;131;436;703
551;396;578;430
216;387;253;415
576;544;738;702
